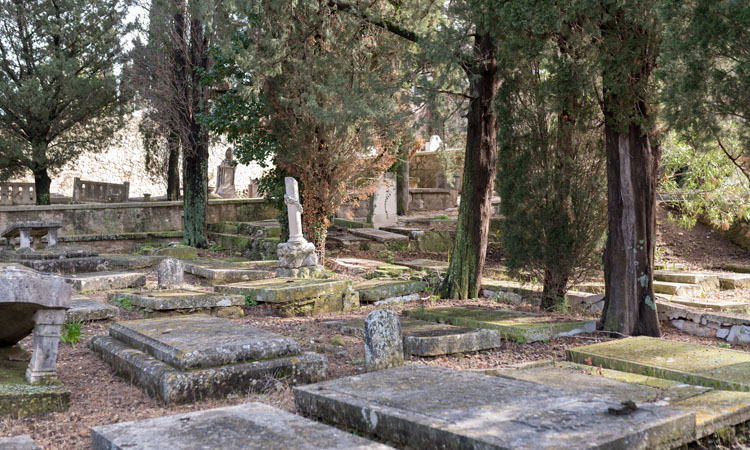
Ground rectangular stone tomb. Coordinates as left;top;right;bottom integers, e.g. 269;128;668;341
349;228;408;243
110;289;244;317
62;271;146;292
294;365;695;449
66;297;119;322
394;259;449;272
325;317;503;357
654;281;702;297
567;336;750;392
216;278;358;317
491;361;750;441
91;402;390;450
182;260;275;284
404;307;595;343
354;280;426;304
89;314;327;404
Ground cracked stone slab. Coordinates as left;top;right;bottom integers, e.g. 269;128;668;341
294;364;695;449
488;361;750;440
349;228;408;243
111;289;244;311
91;402;391;450
653;271;720;290
354;280;426;304
0;435;42;450
182;260;275;284
66;297;118;322
324;317;503;357
404;307;596;343
567;336;750;392
216;278;359;316
107;314;300;370
394;259;448;272
62;271;146;292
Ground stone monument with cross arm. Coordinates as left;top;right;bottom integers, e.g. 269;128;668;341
276;177;327;278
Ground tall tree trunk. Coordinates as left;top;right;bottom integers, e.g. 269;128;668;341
396;148;409;215
600;122;661;336
441;34;498;299
166;132;181;200
182;17;210;248
33;167;51;206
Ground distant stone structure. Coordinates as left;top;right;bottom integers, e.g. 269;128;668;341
276;177;325;278
73;178;129;203
2;221;62;250
0;183;36;205
216;149;237;199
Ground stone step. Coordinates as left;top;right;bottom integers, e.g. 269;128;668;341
566;335;750;392
109;289;245;318
353;280;427;304
723;263;750;274
656;295;750;314
653;270;720;290
62;271;146;293
403;306;595;343
91;403;388;450
324;317;504;357
216;278;359;317
349;228;409;243
182;260;275;284
491;361;750;441
331;218;373;229
653;280;703;297
295;365;696;449
66;297;119;322
379;226;423;238
718;273;750;290
89;314;327;404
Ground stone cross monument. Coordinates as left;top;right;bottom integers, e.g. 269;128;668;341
276;177;325;278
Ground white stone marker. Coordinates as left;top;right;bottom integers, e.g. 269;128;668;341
276;177;325;278
284;177;306;244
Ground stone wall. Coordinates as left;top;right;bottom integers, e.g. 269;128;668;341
0;199;277;237
6;111;267;198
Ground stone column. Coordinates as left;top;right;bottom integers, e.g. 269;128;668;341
285;177;305;244
47;228;58;247
19;228;31;249
26;309;66;384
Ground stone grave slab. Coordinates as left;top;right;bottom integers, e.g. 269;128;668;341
572;281;606;294
481;280;541;304
657;296;750;314
62;271;146;292
91;402;390;450
567;336;750;391
718;273;750;290
0;346;70;417
182;260;275;284
325;317;503;356
404;307;596;343
349;228;408;243
294;365;695;449
654;281;702;297
89;314;327;404
354;280;426;304
327;233;372;249
380;226;424;238
654;270;720;290
66;297;119;322
490;361;750;440
110;289;244;318
0;435;42;450
216;278;358;317
394;259;448;272
332;258;410;277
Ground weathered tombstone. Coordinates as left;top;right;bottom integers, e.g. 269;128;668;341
363;309;403;372
0;265;71;384
157;258;184;289
216;149;237;198
276;177;325;278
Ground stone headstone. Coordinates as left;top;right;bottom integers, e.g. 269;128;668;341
216;149;237;198
157;258;184;289
363;309;403;371
276;177;325;278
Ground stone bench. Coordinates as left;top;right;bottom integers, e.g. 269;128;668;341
2;221;62;249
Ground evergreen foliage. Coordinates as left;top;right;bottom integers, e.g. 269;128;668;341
0;0;130;204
